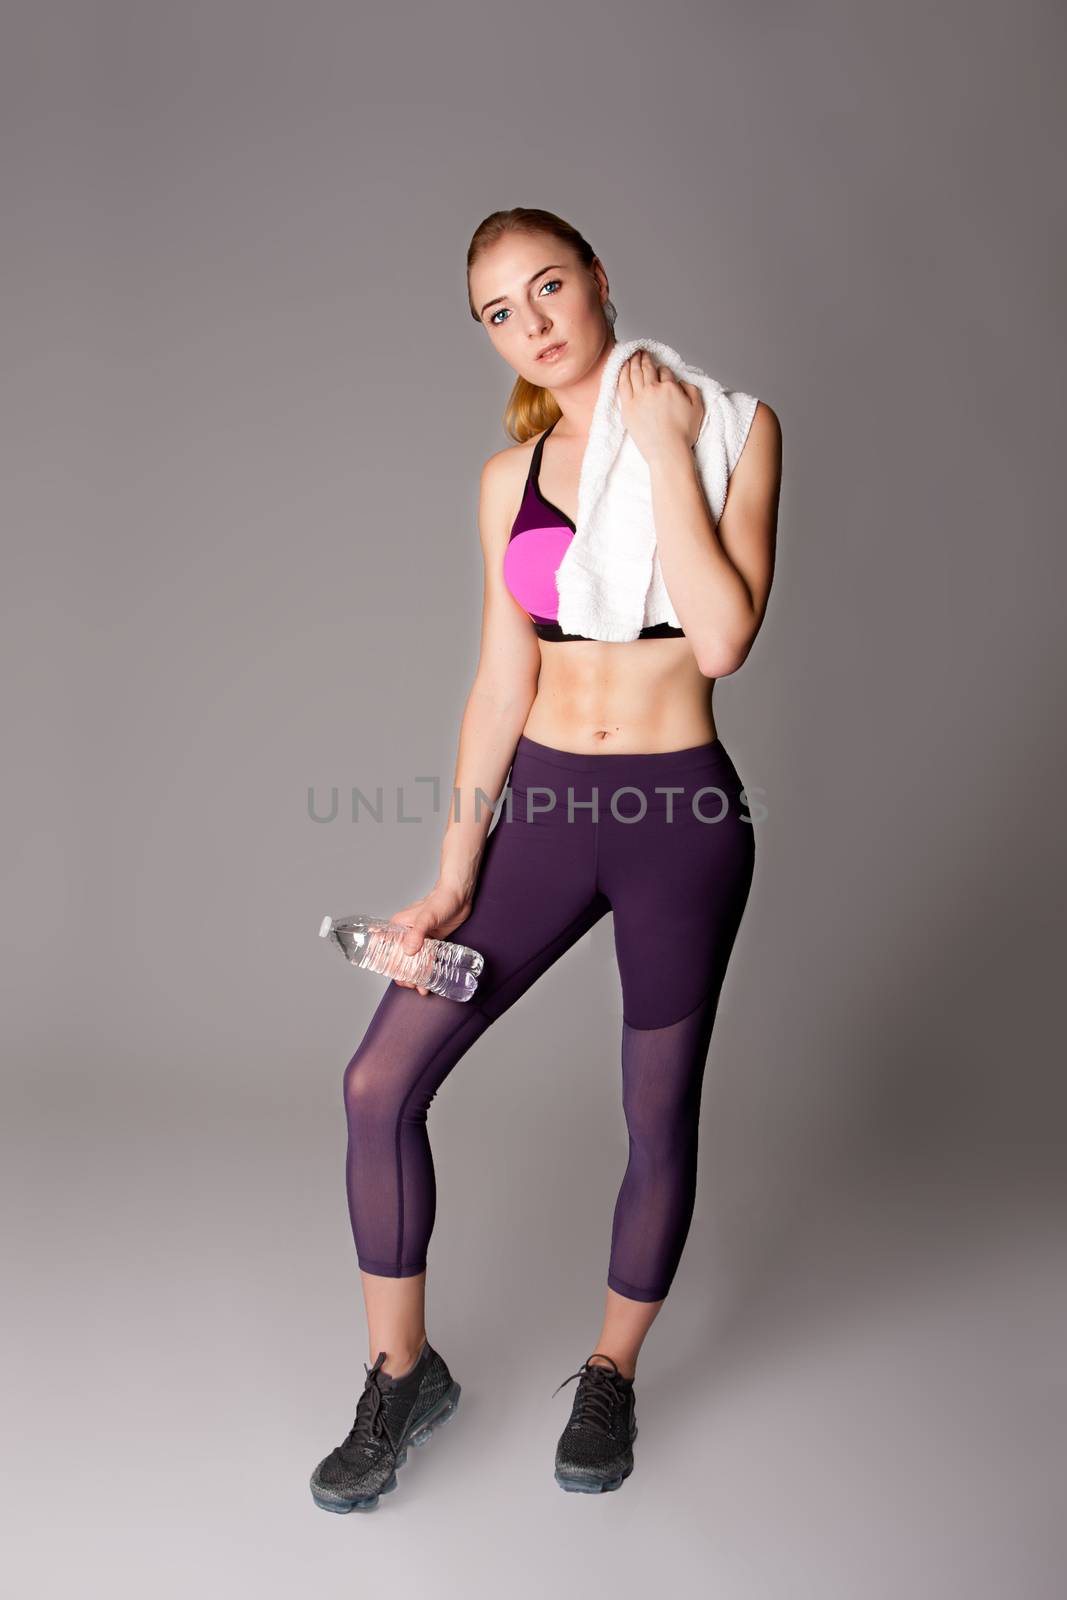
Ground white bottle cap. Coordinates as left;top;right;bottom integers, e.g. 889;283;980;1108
318;915;334;938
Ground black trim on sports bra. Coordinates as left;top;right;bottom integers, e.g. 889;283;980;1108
531;618;688;642
530;417;576;531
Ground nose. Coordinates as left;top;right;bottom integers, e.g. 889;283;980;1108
522;308;552;339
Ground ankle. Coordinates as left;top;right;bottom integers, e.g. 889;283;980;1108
588;1352;637;1381
377;1336;428;1379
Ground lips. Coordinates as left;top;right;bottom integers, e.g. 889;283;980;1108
537;341;566;360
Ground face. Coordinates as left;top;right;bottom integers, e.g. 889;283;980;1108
470;231;612;387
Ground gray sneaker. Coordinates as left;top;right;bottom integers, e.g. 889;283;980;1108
553;1353;637;1493
310;1340;461;1512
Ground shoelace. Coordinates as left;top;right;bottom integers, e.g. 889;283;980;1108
551;1354;630;1436
340;1353;391;1458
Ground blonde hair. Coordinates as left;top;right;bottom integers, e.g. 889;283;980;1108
467;208;607;443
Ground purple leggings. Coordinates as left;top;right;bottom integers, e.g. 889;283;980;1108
343;732;756;1303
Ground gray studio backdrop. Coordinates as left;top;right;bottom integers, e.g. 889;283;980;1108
3;1;1064;1596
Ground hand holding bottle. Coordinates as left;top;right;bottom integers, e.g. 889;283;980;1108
387;881;474;996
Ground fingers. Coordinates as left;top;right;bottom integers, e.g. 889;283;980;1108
413;916;431;993
624;351;680;386
398;913;431;997
620;350;649;395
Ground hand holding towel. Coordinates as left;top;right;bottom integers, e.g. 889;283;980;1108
554;336;759;642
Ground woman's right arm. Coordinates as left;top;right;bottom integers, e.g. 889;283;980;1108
390;446;542;991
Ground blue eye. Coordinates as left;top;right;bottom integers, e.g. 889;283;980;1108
489;278;562;326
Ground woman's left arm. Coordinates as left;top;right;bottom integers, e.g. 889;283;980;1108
647;400;782;677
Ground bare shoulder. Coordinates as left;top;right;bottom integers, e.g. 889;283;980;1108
480;431;542;487
477;436;538;553
727;398;782;493
752;398;781;440
746;400;782;465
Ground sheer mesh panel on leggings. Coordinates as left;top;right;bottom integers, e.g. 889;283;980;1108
343;982;495;1278
606;992;720;1303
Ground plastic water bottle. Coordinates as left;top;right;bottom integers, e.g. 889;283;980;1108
318;912;485;1002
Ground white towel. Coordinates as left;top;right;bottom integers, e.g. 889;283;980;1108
554;336;759;642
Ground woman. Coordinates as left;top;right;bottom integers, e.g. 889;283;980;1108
310;208;782;1510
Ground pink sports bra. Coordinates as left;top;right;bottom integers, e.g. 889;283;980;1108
503;417;686;643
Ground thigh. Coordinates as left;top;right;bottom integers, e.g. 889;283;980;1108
599;756;756;1030
446;793;610;1022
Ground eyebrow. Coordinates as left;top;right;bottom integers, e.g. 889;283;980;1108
479;264;566;318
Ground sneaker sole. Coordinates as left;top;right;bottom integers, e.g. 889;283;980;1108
554;1426;637;1494
554;1461;633;1493
310;1380;462;1513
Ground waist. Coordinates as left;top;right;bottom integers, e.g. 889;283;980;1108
509;732;741;817
514;731;731;774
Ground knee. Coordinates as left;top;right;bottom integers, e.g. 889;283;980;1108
621;1078;698;1157
342;1048;404;1130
